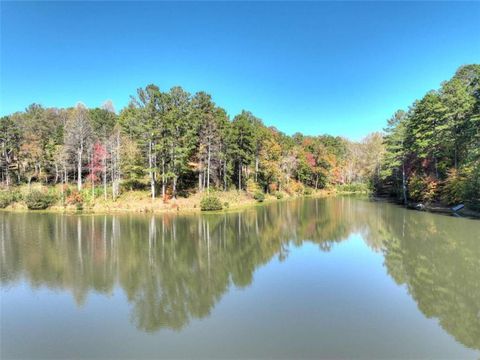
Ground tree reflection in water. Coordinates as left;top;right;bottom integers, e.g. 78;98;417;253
1;196;479;350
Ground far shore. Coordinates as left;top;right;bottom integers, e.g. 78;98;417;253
0;188;344;215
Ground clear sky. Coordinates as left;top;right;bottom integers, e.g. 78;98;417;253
1;1;479;140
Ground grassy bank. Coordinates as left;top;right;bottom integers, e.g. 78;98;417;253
0;184;339;215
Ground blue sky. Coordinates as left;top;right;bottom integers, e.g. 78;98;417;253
1;2;479;140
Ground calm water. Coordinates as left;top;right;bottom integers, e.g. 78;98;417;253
1;197;479;359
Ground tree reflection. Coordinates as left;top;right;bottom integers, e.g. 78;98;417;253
1;197;479;350
377;208;480;350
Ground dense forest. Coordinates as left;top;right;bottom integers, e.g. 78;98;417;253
377;64;480;210
0;64;479;210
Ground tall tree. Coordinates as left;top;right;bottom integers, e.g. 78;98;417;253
64;103;93;191
230;111;256;190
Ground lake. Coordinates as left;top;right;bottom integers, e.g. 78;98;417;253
1;196;479;359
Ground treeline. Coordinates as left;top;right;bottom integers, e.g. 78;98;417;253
0;85;383;200
377;64;480;209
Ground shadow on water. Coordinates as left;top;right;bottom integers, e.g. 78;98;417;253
1;196;479;350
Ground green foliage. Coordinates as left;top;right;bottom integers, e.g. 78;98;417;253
0;191;21;208
441;170;467;205
253;191;265;202
408;174;439;203
464;164;480;210
335;183;369;193
200;194;223;211
25;191;56;210
3;64;477;211
378;64;480;208
303;187;313;196
274;191;284;199
246;178;260;194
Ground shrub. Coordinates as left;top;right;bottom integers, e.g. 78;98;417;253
464;165;480;211
274;191;283;200
408;174;439;203
0;191;21;208
25;191;56;210
268;183;278;193
335;183;368;193
441;169;467;205
253;191;265;202
66;190;84;210
284;181;304;195
200;194;223;211
304;187;313;196
246;178;260;194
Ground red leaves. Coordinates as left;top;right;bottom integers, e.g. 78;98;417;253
87;142;108;183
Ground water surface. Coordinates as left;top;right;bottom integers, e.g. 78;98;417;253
1;197;479;359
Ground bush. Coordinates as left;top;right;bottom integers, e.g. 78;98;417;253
335;183;369;193
408;174;439;203
304;187;313;196
0;191;21;208
200;194;223;211
284;181;304;195
253;191;265;202
66;190;84;210
274;191;283;200
441;169;467;205
464;165;480;211
25;191;56;210
246;178;260;194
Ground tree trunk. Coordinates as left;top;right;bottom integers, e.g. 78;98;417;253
148;141;155;199
402;160;407;205
223;159;227;191
198;170;203;192
91;151;95;199
103;153;107;201
54;163;59;184
238;160;243;190
161;157;165;200
173;176;177;199
207;142;211;191
77;146;83;191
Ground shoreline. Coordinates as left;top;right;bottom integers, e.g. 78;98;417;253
0;189;344;216
372;196;480;219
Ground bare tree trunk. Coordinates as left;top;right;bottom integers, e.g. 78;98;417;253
173;176;177;199
54;163;59;184
161;157;165;199
207;142;211;191
77;145;83;191
223;159;227;191
103;152;107;201
238;160;242;190
402;160;407;205
198;170;203;192
148;141;155;199
171;145;176;199
90;150;94;199
61;170;65;206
